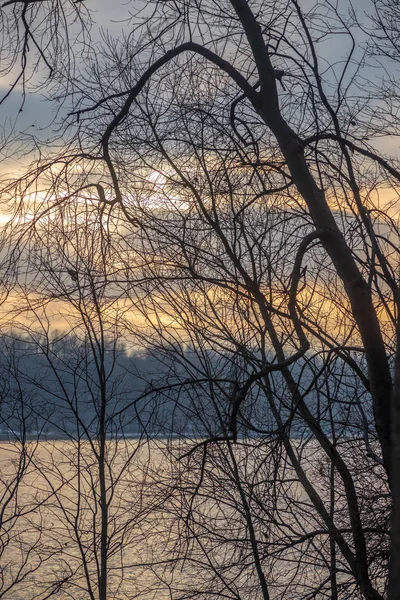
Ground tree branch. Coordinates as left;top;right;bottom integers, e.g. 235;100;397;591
70;41;260;120
303;134;400;183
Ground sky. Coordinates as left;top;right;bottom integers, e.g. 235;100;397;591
0;0;132;171
1;0;398;166
0;0;399;339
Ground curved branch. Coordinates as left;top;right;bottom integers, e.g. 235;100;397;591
71;41;260;120
228;342;309;440
289;229;330;348
98;41;260;207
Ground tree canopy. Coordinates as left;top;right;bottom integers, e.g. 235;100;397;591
1;1;400;599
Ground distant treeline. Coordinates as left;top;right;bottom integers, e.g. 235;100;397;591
0;333;368;441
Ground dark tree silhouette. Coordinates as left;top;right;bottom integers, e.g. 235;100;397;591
1;1;400;598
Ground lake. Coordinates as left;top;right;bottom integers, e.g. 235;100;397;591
0;437;387;600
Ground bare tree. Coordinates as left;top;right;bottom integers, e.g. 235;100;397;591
0;0;89;102
2;0;400;598
0;338;61;599
0;198;170;600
